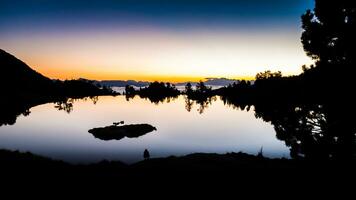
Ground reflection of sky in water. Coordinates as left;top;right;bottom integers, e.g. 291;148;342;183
0;96;289;164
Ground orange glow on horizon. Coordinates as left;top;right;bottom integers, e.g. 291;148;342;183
3;28;313;83
38;67;256;83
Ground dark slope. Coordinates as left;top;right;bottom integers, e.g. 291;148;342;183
0;49;55;96
0;49;114;126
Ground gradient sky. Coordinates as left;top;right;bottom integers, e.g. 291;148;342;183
0;0;314;82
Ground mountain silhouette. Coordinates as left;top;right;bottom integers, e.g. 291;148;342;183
97;80;150;88
0;49;114;126
0;49;55;95
0;49;114;97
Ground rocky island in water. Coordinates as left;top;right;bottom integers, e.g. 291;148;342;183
88;122;157;141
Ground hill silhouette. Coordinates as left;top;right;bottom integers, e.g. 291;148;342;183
0;49;55;96
0;49;114;126
0;49;114;98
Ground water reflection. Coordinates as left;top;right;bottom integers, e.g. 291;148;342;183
254;103;356;160
54;99;74;114
184;96;217;114
0;96;99;126
0;99;32;126
1;104;30;126
125;94;179;105
1;94;355;161
220;95;252;112
220;93;356;159
100;95;356;159
54;96;99;114
0;95;285;163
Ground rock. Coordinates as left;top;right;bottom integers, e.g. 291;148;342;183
88;123;157;141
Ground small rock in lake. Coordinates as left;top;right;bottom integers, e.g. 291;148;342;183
88;123;157;141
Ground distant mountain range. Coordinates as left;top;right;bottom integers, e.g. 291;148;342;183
0;48;244;94
0;48;243;94
96;80;150;87
96;78;241;88
175;78;239;86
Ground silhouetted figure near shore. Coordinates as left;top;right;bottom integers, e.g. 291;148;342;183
257;147;264;158
143;149;150;160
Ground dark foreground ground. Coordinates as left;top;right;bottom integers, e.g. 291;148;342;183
1;149;355;194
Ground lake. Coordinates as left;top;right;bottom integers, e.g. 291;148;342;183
0;95;289;164
111;85;225;94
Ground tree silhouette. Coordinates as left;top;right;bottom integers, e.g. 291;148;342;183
125;85;136;95
301;1;356;67
196;81;209;94
255;71;282;80
185;82;193;96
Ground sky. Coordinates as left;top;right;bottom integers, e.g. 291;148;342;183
0;0;314;82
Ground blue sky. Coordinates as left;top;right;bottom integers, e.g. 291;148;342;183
0;0;314;81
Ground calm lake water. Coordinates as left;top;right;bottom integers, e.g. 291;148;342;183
111;85;224;94
0;95;289;164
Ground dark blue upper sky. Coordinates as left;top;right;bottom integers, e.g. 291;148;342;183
0;0;314;32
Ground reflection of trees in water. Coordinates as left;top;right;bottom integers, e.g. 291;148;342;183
220;96;252;112
90;96;99;104
1;98;45;126
142;95;178;105
125;94;215;112
184;96;217;114
3;93;356;160
1;105;31;126
197;96;216;114
254;103;356;160
216;95;356;160
1;96;100;126
54;96;99;113
125;94;135;102
185;98;194;112
54;99;74;113
125;94;179;105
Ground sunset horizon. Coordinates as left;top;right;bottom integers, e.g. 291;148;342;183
1;0;314;82
1;0;355;189
0;51;309;82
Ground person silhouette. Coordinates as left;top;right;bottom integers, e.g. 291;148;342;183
143;149;150;160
